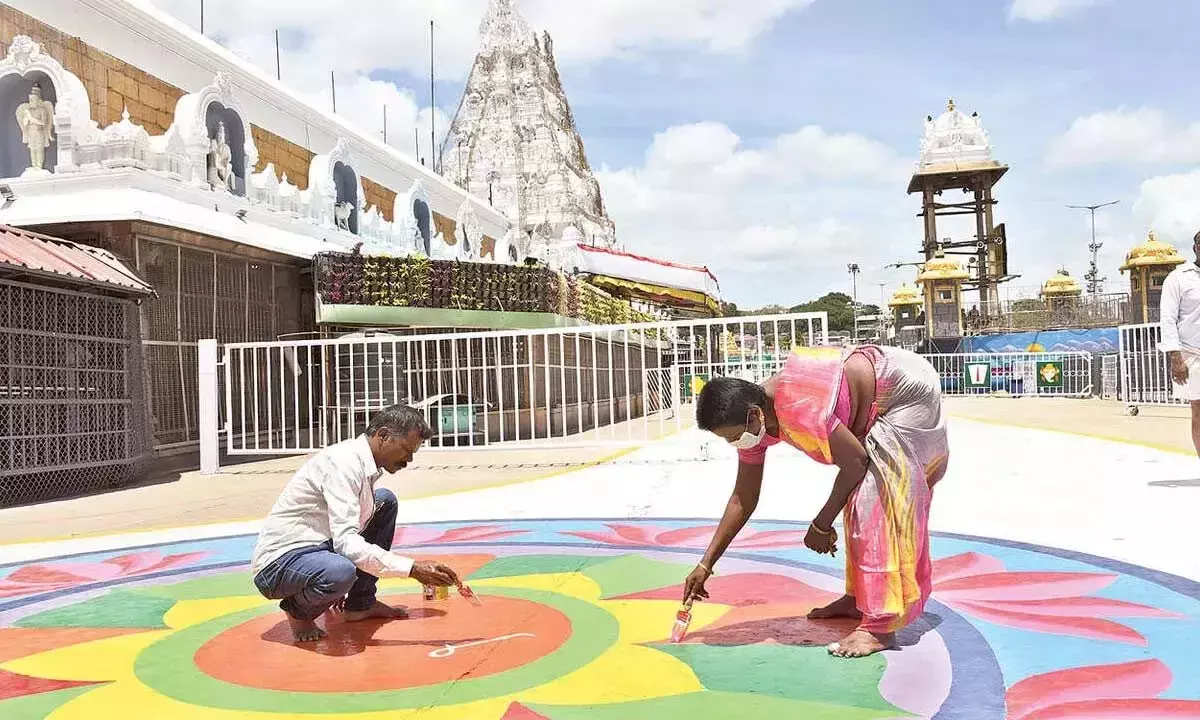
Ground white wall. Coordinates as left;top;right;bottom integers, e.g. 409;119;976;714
10;0;511;240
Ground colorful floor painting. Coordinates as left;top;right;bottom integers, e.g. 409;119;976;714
0;520;1197;720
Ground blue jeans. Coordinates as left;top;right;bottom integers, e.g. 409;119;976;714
252;488;398;621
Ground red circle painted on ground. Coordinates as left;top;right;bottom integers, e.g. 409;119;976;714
194;592;572;693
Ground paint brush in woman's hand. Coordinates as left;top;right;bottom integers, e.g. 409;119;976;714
670;601;693;643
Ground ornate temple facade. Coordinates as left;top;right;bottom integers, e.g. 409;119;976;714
439;0;617;251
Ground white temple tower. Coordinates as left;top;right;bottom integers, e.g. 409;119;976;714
439;0;617;250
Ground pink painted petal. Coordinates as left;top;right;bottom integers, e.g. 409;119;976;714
1006;659;1172;720
105;551;167;576
435;526;527;543
122;551;209;577
604;524;660;545
952;600;1147;645
1022;699;1200;719
29;562;124;582
1006;660;1168;719
732;530;809;549
655;526;716;547
5;566;90;584
932;552;1006;585
561;531;627;545
392;527;441;546
970;597;1183;620
935;572;1116;602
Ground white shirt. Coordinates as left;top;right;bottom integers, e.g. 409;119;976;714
1159;263;1200;357
250;436;414;578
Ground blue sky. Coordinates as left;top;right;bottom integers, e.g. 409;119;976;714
160;0;1200;308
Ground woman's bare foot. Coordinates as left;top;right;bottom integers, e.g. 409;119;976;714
287;615;326;642
827;628;893;658
807;594;862;620
343;600;408;623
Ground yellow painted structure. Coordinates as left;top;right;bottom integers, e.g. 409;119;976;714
1119;231;1185;323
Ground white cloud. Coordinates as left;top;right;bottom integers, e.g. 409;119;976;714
597;122;915;304
1008;0;1102;22
148;0;814;174
1047;108;1200;169
302;75;451;169
150;0;813;82
1133;170;1200;244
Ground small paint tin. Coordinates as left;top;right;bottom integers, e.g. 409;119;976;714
423;585;436;601
434;585;450;601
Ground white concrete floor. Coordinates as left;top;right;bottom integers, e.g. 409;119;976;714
5;418;1198;581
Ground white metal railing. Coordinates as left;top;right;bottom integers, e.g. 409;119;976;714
1118;322;1185;408
198;312;829;472
924;351;1094;397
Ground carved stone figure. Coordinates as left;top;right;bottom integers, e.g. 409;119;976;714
334;201;353;231
15;84;54;171
207;120;235;192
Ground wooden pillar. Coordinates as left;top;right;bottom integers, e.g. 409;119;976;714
922;187;938;257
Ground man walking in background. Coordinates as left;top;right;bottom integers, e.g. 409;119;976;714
1160;230;1200;458
251;405;462;642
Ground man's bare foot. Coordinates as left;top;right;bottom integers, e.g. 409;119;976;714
807;594;862;620
343;600;409;623
827;628;893;658
287;615;326;643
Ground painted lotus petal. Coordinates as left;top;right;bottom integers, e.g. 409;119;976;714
561;531;633;545
107;551;170;576
435;525;527;543
132;551;210;576
934;572;1116;602
605;524;659;545
655;526;716;547
951;600;1147;645
932;552;1006;584
731;530;808;549
5;565;99;584
1020;699;1200;719
393;527;442;546
1006;659;1171;720
969;597;1183;620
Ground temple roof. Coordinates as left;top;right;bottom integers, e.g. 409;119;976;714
1120;230;1187;271
909;98;1008;192
480;0;536;52
917;253;970;283
1040;269;1082;297
887;282;923;307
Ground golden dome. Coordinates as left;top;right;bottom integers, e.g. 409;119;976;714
917;252;970;283
888;282;923;307
1040;269;1082;297
1120;230;1186;272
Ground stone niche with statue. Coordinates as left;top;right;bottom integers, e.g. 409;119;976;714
0;36;84;177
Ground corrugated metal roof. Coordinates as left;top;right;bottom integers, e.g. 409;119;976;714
0;224;154;296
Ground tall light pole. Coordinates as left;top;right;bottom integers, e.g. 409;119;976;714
847;263;860;341
1068;200;1120;296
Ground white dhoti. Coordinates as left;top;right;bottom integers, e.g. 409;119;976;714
1171;354;1200;402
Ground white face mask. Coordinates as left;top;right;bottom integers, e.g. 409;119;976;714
730;408;767;450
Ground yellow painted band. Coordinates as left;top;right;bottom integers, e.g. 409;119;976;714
950;412;1193;457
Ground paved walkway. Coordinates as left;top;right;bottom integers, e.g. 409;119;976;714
0;397;1194;545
